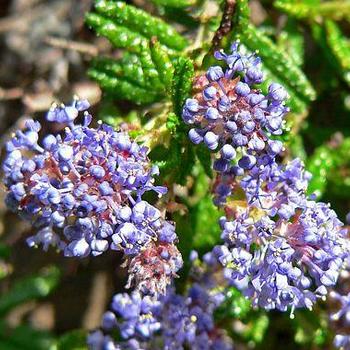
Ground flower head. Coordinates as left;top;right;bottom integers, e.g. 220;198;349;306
3;99;182;294
182;42;289;174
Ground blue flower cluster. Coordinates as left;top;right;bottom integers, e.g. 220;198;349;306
215;189;348;313
3;99;182;295
182;42;288;174
330;290;350;349
183;42;349;314
88;253;233;350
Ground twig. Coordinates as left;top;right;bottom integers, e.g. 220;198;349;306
44;36;99;57
212;0;236;50
0;87;24;100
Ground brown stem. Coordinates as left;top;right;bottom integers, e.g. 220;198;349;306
212;0;236;51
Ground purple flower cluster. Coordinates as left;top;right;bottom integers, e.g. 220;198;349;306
182;42;288;174
88;254;233;350
182;42;349;314
214;160;348;313
3;99;182;295
330;290;350;349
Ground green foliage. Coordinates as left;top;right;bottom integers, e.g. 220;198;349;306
307;144;335;198
86;0;189;104
89;55;161;104
292;309;330;348
0;266;60;316
92;0;188;51
275;0;350;22
150;39;174;87
171;56;195;117
195;145;213;178
325;20;350;86
55;330;87;350
232;24;316;112
276;19;304;67
307;138;350;199
215;287;251;320
231;0;250;34
0;321;55;350
191;196;221;250
150;0;195;8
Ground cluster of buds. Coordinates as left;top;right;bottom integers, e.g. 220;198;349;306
182;42;288;175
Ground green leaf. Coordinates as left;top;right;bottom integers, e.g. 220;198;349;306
231;0;250;34
85;13;148;52
166;112;180;133
56;330;87;350
192;196;221;250
325;20;350;86
138;46;164;91
0;321;54;350
176;142;196;185
306;139;350;199
171;56;194;116
307;145;335;198
195;145;213;178
0;266;60;316
275;0;350;22
150;38;174;88
90;56;146;87
88;68;159;104
93;0;188;51
232;24;316;111
277;19;305;67
150;0;195;8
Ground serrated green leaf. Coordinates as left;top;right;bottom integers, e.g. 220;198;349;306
90;56;146;87
171;57;194;116
88;68;159;104
138;46;164;91
93;0;188;51
232;24;316;110
0;266;60;315
325;20;350;86
150;39;174;88
85;13;148;52
56;329;87;350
